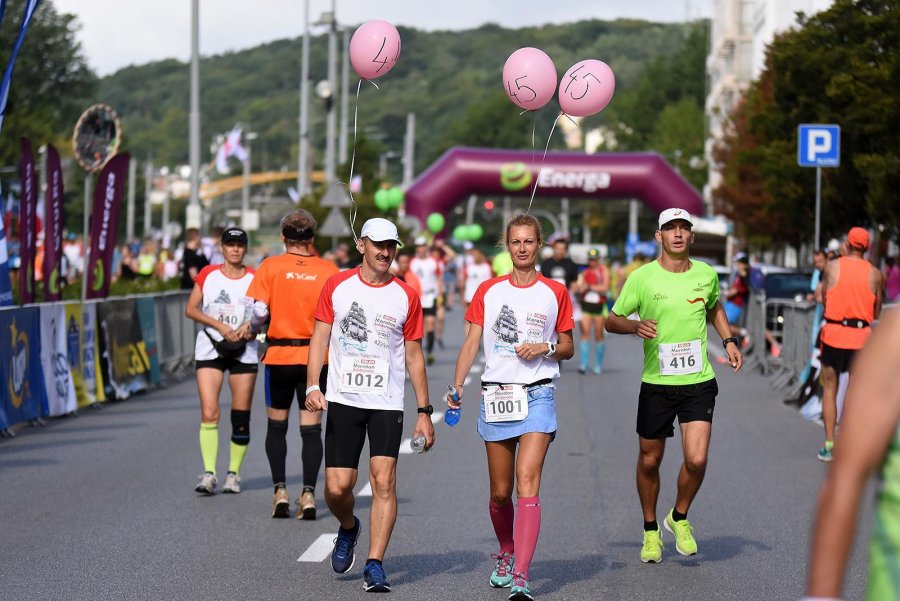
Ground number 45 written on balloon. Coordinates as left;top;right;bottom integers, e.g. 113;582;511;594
507;76;537;103
563;65;602;100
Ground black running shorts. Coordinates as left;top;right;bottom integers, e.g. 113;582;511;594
196;357;258;374
820;342;857;374
422;305;437;317
636;378;718;439
265;364;328;410
324;402;404;468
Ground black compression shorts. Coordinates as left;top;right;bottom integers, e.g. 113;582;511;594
196;357;258;374
265;364;328;410
324;402;404;468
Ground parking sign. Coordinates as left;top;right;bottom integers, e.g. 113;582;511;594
798;124;840;167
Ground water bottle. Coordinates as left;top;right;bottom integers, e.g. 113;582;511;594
410;434;427;454
444;385;461;427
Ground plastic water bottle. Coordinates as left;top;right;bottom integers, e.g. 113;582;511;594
410;434;427;454
444;385;461;427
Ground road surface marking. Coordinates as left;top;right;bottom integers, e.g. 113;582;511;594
297;533;337;562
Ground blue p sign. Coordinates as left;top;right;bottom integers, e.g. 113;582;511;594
798;124;840;168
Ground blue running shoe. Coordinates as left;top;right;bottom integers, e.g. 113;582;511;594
363;560;391;592
508;574;534;601
490;553;515;588
331;516;360;574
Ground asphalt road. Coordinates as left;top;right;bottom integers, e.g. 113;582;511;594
0;309;872;600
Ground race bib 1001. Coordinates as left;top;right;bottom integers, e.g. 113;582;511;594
658;339;703;376
339;357;389;395
483;384;528;423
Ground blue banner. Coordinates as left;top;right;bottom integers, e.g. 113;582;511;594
0;0;42;134
135;297;161;386
0;306;48;428
0;195;13;306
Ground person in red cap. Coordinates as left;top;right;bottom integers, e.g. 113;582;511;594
817;226;883;462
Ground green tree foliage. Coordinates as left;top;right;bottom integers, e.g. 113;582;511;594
0;0;96;166
713;0;900;245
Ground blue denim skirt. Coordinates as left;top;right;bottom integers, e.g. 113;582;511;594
476;384;557;442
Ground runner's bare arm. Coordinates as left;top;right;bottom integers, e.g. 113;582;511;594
605;312;657;339
806;308;900;598
449;323;483;406
871;265;884;319
304;320;332;412
405;339;435;449
707;301;742;371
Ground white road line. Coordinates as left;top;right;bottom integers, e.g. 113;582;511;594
297;533;337;562
356;482;372;497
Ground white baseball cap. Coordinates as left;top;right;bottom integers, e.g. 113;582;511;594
658;208;694;229
360;218;403;246
414;236;428;246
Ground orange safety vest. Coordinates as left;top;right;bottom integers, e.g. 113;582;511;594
822;256;876;350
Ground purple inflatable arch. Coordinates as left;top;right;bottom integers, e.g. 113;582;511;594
404;147;704;227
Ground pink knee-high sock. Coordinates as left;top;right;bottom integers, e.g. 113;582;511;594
513;496;541;579
489;500;515;554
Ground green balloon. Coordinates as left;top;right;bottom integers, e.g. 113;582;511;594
468;223;484;241
426;213;445;233
388;187;404;208
452;225;468;241
493;251;513;276
374;189;390;210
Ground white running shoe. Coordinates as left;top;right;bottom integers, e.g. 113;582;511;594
222;472;241;494
195;472;217;495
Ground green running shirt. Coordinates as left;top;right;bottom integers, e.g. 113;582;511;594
868;422;900;600
611;260;719;385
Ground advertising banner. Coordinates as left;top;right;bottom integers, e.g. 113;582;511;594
17;137;35;303
96;299;149;399
0;195;13;306
135;297;161;386
85;154;130;299
40;304;76;416
42;144;63;301
0;306;47;427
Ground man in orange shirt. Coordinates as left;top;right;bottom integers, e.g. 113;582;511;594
247;209;339;517
391;252;422;297
817;226;883;462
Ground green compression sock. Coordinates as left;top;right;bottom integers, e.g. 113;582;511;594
229;441;249;475
199;423;218;474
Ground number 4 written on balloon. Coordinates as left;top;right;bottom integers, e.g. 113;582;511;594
564;66;602;100
371;37;401;73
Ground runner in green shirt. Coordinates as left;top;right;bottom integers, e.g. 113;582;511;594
606;208;742;564
805;307;900;601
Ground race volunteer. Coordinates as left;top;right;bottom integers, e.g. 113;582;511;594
606;208;742;564
805;307;900;601
817;227;883;462
410;237;442;365
185;228;257;495
246;210;338;519
448;214;574;601
575;248;610;375
305;218;434;593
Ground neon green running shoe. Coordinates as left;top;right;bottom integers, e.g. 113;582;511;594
664;509;698;556
640;527;664;563
490;552;515;588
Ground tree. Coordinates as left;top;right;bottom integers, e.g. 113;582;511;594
0;0;97;167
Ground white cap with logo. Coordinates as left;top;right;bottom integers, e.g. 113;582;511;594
360;218;403;247
658;208;694;229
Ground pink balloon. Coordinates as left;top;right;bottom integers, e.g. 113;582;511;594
558;60;616;117
349;20;401;80
502;47;557;111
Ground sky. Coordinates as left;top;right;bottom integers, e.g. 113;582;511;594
54;0;710;76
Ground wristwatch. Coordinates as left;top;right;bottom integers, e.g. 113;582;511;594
722;337;739;349
544;341;556;357
417;404;434;415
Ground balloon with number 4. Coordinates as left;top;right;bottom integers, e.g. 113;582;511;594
350;20;401;80
558;59;615;117
502;47;557;111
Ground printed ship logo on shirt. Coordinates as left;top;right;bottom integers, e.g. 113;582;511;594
492;304;521;344
340;301;370;343
214;290;232;304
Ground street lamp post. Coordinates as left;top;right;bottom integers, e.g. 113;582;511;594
188;0;201;228
242;131;257;229
298;0;310;198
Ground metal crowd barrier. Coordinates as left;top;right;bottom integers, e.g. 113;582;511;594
152;290;197;373
741;292;769;375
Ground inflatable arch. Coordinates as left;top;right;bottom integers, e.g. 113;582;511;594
404;147;704;227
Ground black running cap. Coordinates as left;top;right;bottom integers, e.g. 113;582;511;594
221;228;248;245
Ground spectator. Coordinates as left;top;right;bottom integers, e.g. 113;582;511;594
136;238;158;278
884;256;900;302
724;255;750;336
180;228;209;290
202;226;225;265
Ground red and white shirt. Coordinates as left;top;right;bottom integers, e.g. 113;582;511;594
194;264;257;363
410;255;441;308
466;274;574;385
315;268;423;410
463;262;494;303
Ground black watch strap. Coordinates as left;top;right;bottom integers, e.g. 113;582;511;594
417;404;434;415
722;336;739;348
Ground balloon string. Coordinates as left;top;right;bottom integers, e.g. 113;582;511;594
525;111;560;216
339;79;364;244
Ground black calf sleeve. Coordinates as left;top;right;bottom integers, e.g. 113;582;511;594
426;331;435;353
300;424;323;490
266;418;289;486
231;410;251;446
